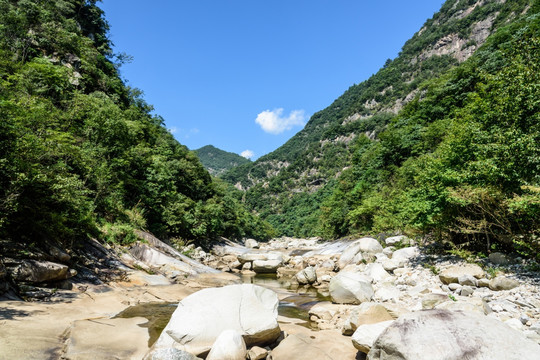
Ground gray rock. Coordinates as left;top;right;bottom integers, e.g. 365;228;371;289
391;247;419;264
206;330;246;360
244;239;260;249
382;259;399;272
345;302;395;335
144;348;199;360
422;293;449;309
352;320;394;354
48;246;71;262
252;259;282;273
448;283;462;291
385;235;412;246
375;283;401;302
130;243;217;277
439;264;484;284
364;263;392;283
477;278;490;287
153;284;280;356
458;274;478;287
489;276;520;291
295;266;317;285
489;252;510;265
459;286;474;297
329;272;374;304
271;332;358;360
338;238;383;269
368;309;540;360
238;253;268;264
8;260;71;283
530;321;540;334
247;346;268;360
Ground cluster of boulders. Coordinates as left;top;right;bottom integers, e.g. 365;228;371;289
171;235;540;359
0;239;79;299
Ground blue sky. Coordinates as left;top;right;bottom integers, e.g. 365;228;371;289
100;0;445;160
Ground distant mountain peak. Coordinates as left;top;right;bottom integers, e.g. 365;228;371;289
195;145;251;177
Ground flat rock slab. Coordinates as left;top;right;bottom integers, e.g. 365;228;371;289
63;317;149;360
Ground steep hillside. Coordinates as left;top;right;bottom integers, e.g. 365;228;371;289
222;0;537;239
0;0;273;253
195;145;251;177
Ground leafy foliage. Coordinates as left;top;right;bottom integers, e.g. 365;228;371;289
322;12;540;258
0;0;273;249
223;0;537;251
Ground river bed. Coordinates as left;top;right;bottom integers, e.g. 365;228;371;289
115;274;330;346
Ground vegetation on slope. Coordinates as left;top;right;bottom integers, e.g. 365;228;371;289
0;0;273;251
223;0;539;257
321;14;540;258
194;145;251;177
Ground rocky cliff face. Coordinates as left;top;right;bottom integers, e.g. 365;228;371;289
222;0;535;235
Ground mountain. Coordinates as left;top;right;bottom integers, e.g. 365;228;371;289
195;145;251;177
223;0;539;256
0;0;273;250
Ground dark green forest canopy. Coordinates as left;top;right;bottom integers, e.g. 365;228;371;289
0;0;274;248
223;0;539;257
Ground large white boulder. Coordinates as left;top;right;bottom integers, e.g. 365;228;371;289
206;330;246;360
329;272;374;304
391;247;419;264
152;284;280;356
244;238;260;249
368;309;540;360
338;238;383;269
438;264;484;285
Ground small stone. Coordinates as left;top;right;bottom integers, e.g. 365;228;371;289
458;274;478;287
477;278;490;287
385;235;411;246
520;315;531;325
448;283;462;291
247;346;268;360
460;286;474;297
489;276;520;291
295;266;317;285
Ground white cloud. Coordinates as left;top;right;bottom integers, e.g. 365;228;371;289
168;127;178;134
255;108;306;135
240;150;254;159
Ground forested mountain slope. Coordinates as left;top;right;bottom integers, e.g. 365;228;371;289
223;0;539;257
0;0;273;252
195;145;251;177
